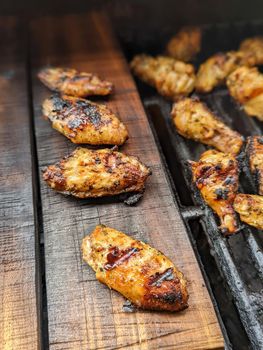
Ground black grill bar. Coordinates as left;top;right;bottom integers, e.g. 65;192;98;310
121;20;263;349
144;96;263;349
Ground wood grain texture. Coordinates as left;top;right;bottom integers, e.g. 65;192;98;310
0;18;39;350
30;13;224;350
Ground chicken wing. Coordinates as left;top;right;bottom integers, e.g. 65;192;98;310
38;67;113;97
239;36;263;65
43;147;151;200
195;51;255;93
190;149;240;235
227;66;263;121
246;136;263;195
42;94;128;145
166;26;201;62
82;225;188;312
234;194;263;230
130;55;195;100
171;98;243;155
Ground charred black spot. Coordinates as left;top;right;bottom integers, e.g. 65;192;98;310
224;176;235;185
214;188;229;200
148;268;175;287
51;94;71;111
95;157;101;164
215;164;222;171
104;246;139;270
83;104;101;125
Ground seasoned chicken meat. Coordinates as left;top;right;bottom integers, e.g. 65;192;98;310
234;194;263;230
227;66;263;121
82;225;188;312
171;98;243;155
166;26;201;62
239;36;263;65
130;55;195;100
38;67;113;97
246;136;263;195
42;94;128;145
195;51;255;93
190;150;240;235
43;147;151;200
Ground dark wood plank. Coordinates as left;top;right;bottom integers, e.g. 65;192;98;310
30;13;224;350
0;17;39;349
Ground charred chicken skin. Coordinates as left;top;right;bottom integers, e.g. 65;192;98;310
42;94;128;145
234;194;263;230
130;55;196;100
171;98;243;155
82;225;189;312
38;67;113;97
239;36;263;66
166;26;202;62
247;136;263;195
43;147;151;199
190;150;240;235
195;51;255;93
227;66;263;121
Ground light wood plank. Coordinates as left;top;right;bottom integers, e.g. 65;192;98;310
0;17;39;350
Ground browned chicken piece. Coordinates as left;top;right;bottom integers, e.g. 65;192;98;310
190;150;240;235
246;136;263;195
42;94;128;145
82;225;188;312
171;98;243;155
38;67;113;97
130;55;196;100
227;66;263;121
166;26;202;62
239;36;263;65
195;51;255;93
43;147;151;200
234;194;263;230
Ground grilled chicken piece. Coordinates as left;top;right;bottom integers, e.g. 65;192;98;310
246;136;263;195
82;225;188;312
171;98;243;155
38;67;113;97
190;150;240;235
42;94;128;145
166;26;201;62
43;147;151;200
227;66;263;121
239;36;263;65
234;194;263;230
130;55;195;100
195;51;255;93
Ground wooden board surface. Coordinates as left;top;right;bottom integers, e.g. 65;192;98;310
30;13;224;350
0;18;39;350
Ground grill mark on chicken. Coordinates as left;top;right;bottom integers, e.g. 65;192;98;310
82;225;188;312
104;246;140;270
190;149;240;236
42;94;128;145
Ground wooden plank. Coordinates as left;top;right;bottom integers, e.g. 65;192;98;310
0;18;39;350
30;13;224;350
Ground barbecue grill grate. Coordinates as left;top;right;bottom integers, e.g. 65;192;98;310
120;20;263;350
